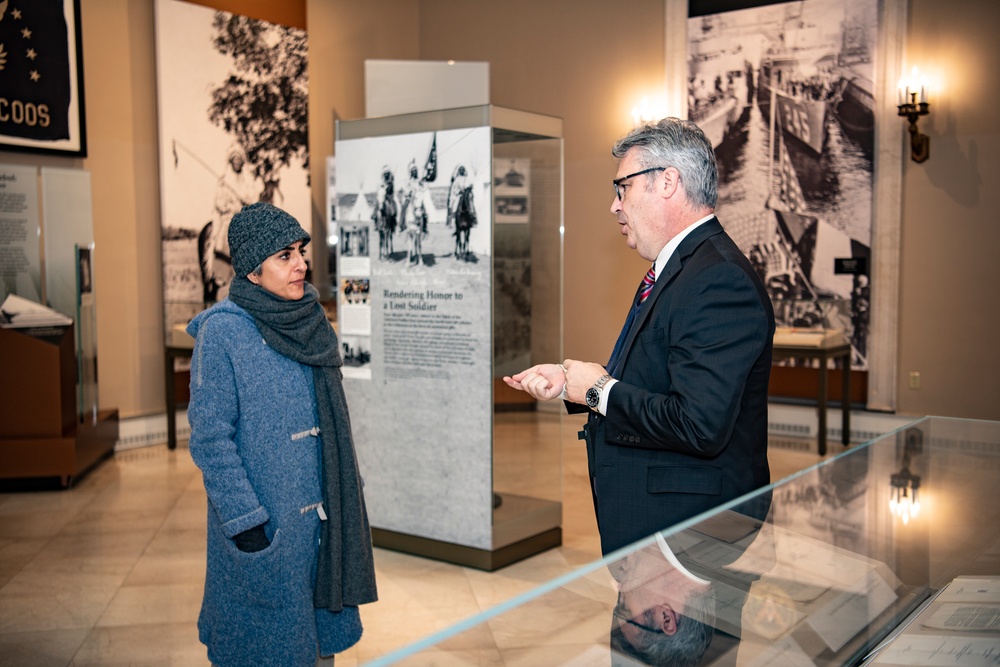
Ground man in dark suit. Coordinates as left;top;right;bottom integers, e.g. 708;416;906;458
504;117;774;555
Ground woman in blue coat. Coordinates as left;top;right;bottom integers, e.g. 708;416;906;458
187;202;377;666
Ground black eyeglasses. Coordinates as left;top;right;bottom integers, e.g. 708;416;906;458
613;167;666;201
613;593;664;635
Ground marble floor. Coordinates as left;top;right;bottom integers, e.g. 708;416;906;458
0;412;838;666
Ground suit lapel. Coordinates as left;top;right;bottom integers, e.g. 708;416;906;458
609;218;723;377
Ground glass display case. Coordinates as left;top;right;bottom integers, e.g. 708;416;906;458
364;417;1000;665
335;106;564;569
770;295;869;377
0;167;116;486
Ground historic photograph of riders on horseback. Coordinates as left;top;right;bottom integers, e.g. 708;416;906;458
336;128;490;271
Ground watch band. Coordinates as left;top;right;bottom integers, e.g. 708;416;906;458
586;374;613;411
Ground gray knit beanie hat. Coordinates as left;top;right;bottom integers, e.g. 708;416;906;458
228;202;311;277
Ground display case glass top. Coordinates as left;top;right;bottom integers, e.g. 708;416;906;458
366;417;1000;666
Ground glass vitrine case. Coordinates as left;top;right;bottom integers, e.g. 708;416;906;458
364;417;1000;666
335;106;564;570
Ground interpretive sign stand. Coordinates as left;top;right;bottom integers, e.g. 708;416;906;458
335;106;563;569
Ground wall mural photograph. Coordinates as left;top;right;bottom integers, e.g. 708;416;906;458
690;0;876;368
154;0;310;346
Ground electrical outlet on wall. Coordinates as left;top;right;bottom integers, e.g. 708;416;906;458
909;371;921;389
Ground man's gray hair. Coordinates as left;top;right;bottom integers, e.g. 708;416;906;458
611;117;718;210
610;585;716;667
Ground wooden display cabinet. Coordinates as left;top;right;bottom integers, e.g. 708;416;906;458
0;325;117;487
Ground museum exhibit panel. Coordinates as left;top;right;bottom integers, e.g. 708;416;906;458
362;416;1000;666
335;105;564;570
0;166;117;487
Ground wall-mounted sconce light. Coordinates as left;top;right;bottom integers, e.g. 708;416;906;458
897;66;930;163
631;97;668;127
889;428;923;524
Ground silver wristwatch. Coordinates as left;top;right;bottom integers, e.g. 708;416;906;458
585;374;612;412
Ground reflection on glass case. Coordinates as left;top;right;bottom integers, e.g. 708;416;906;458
367;417;1000;666
76;244;98;420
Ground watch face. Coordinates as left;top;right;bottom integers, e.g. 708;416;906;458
586;387;600;408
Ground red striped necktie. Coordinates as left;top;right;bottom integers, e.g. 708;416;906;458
639;265;656;304
607;265;657;372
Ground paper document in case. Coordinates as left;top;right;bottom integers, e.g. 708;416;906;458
773;327;846;348
0;294;73;328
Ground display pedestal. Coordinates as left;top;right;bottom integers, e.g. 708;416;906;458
336;105;564;569
0;326;117;487
372;526;562;572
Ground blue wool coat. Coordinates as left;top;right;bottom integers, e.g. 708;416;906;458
187;300;362;667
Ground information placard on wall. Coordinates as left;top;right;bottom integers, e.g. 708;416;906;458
0;165;42;303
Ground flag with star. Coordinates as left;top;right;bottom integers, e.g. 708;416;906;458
0;0;72;142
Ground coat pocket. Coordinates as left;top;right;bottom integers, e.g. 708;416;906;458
226;527;287;608
647;465;722;496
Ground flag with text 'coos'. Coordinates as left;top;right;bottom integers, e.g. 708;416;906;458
0;0;72;141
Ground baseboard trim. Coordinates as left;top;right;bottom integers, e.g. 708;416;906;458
116;404;919;452
116;412;189;451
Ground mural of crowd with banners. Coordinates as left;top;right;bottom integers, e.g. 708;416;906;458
689;0;876;367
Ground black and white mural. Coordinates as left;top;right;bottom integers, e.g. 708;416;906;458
154;0;310;343
690;0;876;367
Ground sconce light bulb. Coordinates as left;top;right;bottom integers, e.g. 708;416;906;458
632;97;652;127
631;96;669;127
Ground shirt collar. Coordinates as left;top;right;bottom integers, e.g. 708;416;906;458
651;214;715;281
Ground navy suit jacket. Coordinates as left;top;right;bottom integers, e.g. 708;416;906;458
574;218;775;555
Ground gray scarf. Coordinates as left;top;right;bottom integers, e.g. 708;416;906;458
229;277;377;611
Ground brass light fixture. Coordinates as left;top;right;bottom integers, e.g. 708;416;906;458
897;66;930;163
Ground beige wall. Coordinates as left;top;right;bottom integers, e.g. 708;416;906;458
416;0;667;369
306;0;421;294
1;1;996;422
896;0;1000;418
